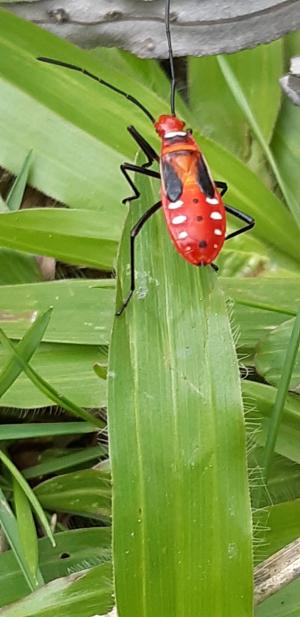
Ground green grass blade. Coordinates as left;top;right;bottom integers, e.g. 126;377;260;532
242;381;300;465
0;209;118;270
189;42;283;160
0;279;114;345
217;55;300;226
0;331;103;427
108;170;253;616
0;562;113;617
0;249;42;285
23;445;104;479
0;423;97;440
256;318;300;391
0;341;107;409
13;480;44;587
34;469;111;520
0;487;37;593
0;308;52;398
6;150;33;212
260;311;300;479
0;450;55;547
0;528;111;607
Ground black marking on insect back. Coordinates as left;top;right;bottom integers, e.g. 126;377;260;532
199;240;208;248
162;161;183;202
197;156;215;198
196;215;203;221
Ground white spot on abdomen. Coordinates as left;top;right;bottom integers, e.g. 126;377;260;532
165;131;187;138
178;231;188;239
172;215;187;225
214;229;222;236
206;197;219;205
210;211;222;220
168;200;183;209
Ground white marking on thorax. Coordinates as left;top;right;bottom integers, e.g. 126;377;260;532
172;215;187;225
206;197;219;205
210;211;223;220
178;231;188;239
168;200;183;209
165;131;187;138
214;229;222;236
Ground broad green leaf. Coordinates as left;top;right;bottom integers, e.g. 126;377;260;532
0;209;118;271
0;488;37;593
0;528;111;607
255;318;300;392
0;8;163;213
0;250;41;285
0;342;107;409
189;41;283;159
13;480;42;587
6;150;33;211
0;279;114;345
0;562;113;617
108;169;253;616
0;450;55;547
34;469;111;520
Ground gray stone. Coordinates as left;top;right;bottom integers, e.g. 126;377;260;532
3;0;300;57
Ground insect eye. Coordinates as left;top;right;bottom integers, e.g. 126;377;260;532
187;128;193;135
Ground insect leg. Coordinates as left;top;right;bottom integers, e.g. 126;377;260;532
127;126;159;167
120;164;160;204
116;201;162;316
121;126;160;204
225;204;255;241
215;181;228;196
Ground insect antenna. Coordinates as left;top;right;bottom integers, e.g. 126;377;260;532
37;57;155;124
165;0;176;115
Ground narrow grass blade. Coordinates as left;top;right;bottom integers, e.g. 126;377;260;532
0;528;111;607
23;445;104;479
0;308;52;398
0;450;55;547
242;381;300;465
0;341;107;409
0;487;37;592
13;480;44;587
108;170;253;616
260;310;300;480
0;331;104;428
0;423;97;440
6;150;33;211
217;55;300;226
256;318;300;392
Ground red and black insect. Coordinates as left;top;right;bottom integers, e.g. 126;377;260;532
38;0;254;315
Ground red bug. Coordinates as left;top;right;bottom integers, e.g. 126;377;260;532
38;0;254;315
